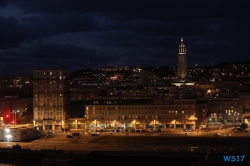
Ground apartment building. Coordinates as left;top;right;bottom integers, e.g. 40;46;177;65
33;67;70;130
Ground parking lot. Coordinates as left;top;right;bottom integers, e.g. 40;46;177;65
42;126;250;140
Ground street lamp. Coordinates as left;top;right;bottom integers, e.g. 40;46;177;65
15;110;19;126
12;110;19;126
234;112;237;128
95;120;97;131
134;120;136;132
154;119;156;131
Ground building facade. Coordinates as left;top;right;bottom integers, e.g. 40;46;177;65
66;98;243;131
83;99;207;130
206;98;243;127
33;67;70;130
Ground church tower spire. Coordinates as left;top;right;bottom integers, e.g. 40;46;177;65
178;38;187;79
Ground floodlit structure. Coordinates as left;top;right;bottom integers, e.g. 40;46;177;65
0;126;40;142
172;38;194;86
33;66;70;130
178;38;187;79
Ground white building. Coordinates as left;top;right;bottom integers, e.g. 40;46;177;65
0;126;40;142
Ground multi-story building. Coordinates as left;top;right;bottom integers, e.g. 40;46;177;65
67;97;243;131
206;98;244;127
33;67;70;130
82;99;207;130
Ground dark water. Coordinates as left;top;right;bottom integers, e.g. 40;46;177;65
1;149;249;166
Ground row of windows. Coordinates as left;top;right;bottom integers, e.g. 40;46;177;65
87;110;185;115
34;106;63;110
35;112;63;115
35;94;63;97
209;102;242;105
86;106;195;111
34;90;65;93
35;98;63;102
34;103;63;107
86;115;187;120
34;80;64;84
34;116;63;120
34;86;63;89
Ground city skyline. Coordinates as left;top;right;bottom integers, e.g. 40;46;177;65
0;1;250;75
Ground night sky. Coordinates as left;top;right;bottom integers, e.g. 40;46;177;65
0;0;250;75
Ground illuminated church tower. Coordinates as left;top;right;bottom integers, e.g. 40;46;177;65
172;38;194;86
178;38;187;79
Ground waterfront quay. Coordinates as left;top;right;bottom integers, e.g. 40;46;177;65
0;129;250;166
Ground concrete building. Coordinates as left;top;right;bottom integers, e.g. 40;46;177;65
67;98;243;131
83;99;207;130
33;67;70;130
206;98;243;127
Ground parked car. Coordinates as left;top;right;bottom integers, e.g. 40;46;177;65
46;135;53;138
47;130;55;134
130;129;135;132
124;132;130;136
91;132;99;136
66;135;73;138
187;129;194;132
111;129;120;132
234;127;244;132
72;132;80;136
199;125;207;129
154;128;161;132
214;132;221;136
149;129;154;132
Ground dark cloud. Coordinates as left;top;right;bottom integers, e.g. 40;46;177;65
0;0;250;75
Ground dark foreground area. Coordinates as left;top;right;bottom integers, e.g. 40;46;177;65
0;148;249;166
1;136;250;166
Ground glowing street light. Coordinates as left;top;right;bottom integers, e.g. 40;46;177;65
15;110;19;126
12;110;20;126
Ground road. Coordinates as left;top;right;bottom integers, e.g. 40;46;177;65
0;129;249;165
0;129;249;152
